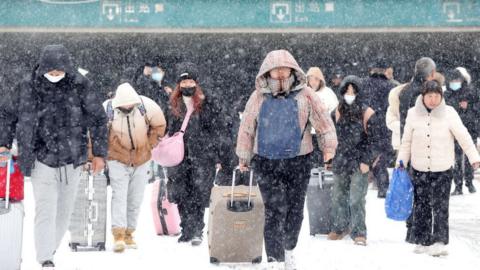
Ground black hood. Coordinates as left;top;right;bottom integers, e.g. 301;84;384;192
36;44;75;77
339;75;363;96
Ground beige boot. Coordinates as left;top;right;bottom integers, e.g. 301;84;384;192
125;228;137;249
112;227;126;253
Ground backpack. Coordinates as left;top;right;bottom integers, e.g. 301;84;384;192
257;91;308;159
106;97;149;126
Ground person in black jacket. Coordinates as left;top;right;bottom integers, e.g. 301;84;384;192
328;75;381;246
0;44;108;269
131;56;175;112
362;59;396;198
166;62;222;246
444;67;479;195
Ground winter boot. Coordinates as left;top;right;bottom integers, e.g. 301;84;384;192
428;242;448;257
467;183;476;194
125;228;137;249
112;227;126;253
41;260;55;270
178;233;193;243
353;236;367;246
285;249;297;270
267;257;285;270
413;244;429;254
191;235;203;246
327;230;349;240
451;186;463;196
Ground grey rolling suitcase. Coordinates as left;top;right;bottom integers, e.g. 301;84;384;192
307;167;334;235
0;157;24;270
69;169;107;251
208;168;264;264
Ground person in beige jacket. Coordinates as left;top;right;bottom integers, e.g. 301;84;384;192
104;82;166;252
397;80;480;257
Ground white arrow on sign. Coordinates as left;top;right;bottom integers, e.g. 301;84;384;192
271;2;291;23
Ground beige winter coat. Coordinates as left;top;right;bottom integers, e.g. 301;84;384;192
397;96;480;172
105;83;166;167
386;83;408;150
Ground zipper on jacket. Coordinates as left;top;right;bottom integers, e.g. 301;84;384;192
126;116;136;150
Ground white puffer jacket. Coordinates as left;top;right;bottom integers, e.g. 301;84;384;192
397;96;480;172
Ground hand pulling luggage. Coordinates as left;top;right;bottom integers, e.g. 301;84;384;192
0;155;24;270
208;167;264;264
306;167;334;235
69;167;107;251
150;167;181;236
0;156;24;201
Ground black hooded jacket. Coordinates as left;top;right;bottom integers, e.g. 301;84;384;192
332;75;382;175
444;84;480;139
0;45;108;176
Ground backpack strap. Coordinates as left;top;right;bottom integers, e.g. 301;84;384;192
138;97;150;126
362;107;375;134
106;100;114;122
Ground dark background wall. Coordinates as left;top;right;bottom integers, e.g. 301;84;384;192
1;32;480;109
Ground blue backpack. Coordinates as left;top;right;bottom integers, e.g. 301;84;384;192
385;161;414;221
257;91;307;159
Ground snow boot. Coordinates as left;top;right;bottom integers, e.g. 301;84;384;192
41;260;55;270
467;184;476;194
125;228;137;249
451;186;463;196
353;236;367;246
285;249;297;270
112;227;126;253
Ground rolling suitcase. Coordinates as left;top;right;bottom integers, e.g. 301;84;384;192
150;168;181;236
208;167;264;264
307;167;335;235
0;156;24;270
69;168;107;251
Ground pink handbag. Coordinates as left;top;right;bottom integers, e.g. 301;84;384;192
152;106;193;167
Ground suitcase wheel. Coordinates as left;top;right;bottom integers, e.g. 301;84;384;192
252;256;262;264
97;242;106;251
69;243;79;252
210;257;219;264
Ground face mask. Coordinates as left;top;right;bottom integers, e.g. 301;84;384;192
344;94;356;105
118;107;134;114
44;73;65;83
152;71;164;82
181;87;196;97
449;82;462;91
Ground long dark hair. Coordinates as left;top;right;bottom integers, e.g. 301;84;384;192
337;82;363;122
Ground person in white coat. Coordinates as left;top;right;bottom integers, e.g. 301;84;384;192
397;80;480;257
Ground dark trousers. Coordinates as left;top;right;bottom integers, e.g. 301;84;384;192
372;153;391;194
252;154;312;262
453;142;474;189
168;163;206;238
411;169;452;246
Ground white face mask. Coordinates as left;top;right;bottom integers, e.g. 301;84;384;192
44;73;65;83
344;94;356;105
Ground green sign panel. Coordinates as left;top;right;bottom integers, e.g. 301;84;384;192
1;0;480;29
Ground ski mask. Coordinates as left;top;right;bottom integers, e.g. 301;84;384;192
181;87;196;97
449;82;462;91
44;73;65;83
344;94;356;105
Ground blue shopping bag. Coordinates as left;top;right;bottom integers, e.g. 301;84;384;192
385;161;414;221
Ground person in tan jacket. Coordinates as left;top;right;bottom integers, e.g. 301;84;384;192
397;80;480;257
104;82;166;252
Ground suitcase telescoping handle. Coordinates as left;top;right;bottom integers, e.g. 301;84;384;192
231;166;254;208
1;153;13;210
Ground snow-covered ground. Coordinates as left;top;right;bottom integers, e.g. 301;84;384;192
19;177;480;270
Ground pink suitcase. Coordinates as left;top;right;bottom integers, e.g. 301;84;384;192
150;169;181;236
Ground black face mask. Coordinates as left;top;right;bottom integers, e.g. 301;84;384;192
118;107;134;114
181;87;196;97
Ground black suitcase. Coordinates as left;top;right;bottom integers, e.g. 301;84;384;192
306;167;334;235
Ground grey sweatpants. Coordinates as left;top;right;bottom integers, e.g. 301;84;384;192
108;160;149;230
30;160;82;263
